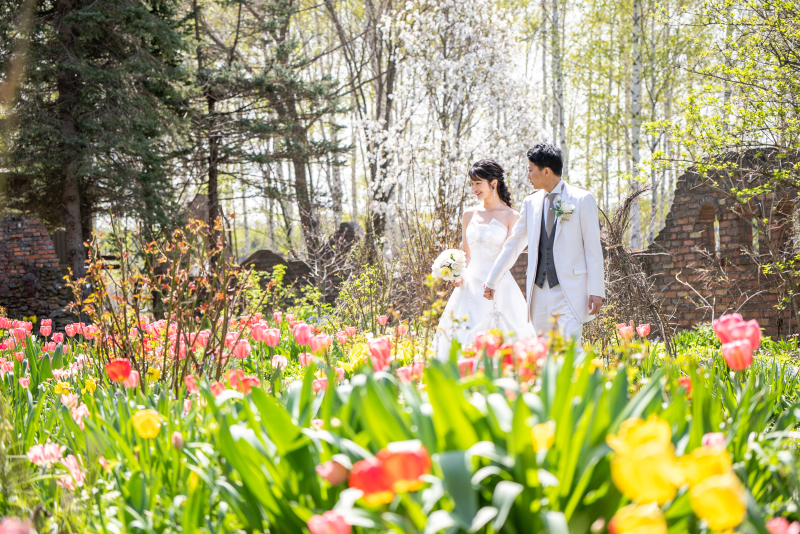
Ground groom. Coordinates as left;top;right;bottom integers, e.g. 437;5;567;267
483;143;605;341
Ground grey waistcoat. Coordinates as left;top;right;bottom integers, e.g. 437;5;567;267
534;207;560;288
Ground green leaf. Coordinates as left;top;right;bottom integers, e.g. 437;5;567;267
439;450;478;526
491;481;524;530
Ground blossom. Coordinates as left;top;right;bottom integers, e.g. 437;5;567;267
766;518;800;534
229;369;260;394
271;354;288;370
27;442;65;468
65;324;77;337
132;409;162;439
147;367;161;381
105;359;132;382
608;502;667;534
263;328;281;347
250;322;267;342
636;323;650;337
475;333;501;356
98;456;110;471
71;403;90;430
0;518;32;534
689;472;746;531
345;326;357;337
210;381;226;397
14;352;24;363
273;311;283;324
334;367;345;382
396;366;412;383
307;510;351;534
348;457;396;506
18;377;30;388
13;328;27;340
39;325;52;337
61;393;79;409
122;370;140;389
722;339;753;370
83;376;98;395
53;333;64;343
232;339;251;359
313;378;329;393
336;331;348;345
616;323;634;339
712;313;745;343
293;323;314;346
458;357;476;377
678;376;692;394
368;337;392;371
316;460;349;485
679;445;732;487
377;315;388;325
377;441;431;493
310;334;331;354
702;432;726;448
62;454;85;486
298;353;314;367
184;375;199;394
171;431;184;450
532;421;556;453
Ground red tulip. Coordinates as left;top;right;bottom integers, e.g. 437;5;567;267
348;457;395;506
377;315;388;326
458;357;477;377
310;334;331;354
712;313;744;344
368;337;392;371
722;339;753;370
65;324;77;337
345;326;357;337
14;352;23;362
728;319;762;351
263;328;281;347
616;324;633;339
293;323;314;346
105;359;132;382
377;442;432;493
636;323;650;337
307;510;351;534
316;460;349;486
678;376;692;394
239;376;260;394
232;339;251;359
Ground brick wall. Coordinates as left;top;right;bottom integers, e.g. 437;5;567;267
511;252;528;295
0;217;73;322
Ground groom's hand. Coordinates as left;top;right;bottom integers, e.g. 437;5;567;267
588;295;604;315
482;284;495;301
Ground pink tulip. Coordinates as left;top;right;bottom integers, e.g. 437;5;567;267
224;331;240;348
71;403;89;430
293;323;314;346
397;366;412;383
250;322;267;342
368;337;392;371
310;334;331;354
41;319;52;327
313;378;328;393
263;328;281;347
273;311;283;324
286;313;296;326
712;313;745;344
0;318;9;329
184;375;199;394
210;381;226;397
728;319;762;351
18;377;30;388
345;326;357;337
307;510;351;534
0;518;31;534
336;331;348;345
722;339;753;370
14;352;23;362
40;326;52;338
458;357;477;377
171;431;184;450
232;339;252;359
271;354;288;370
315;460;349;485
616;324;634;339
65;324;77;337
298;353;314;367
767;518;800;534
53;332;64;343
122;370;140;389
636;323;650;337
27;442;65;468
44;342;56;352
377;315;388;325
397;324;408;336
702;432;726;448
13;328;26;340
334;367;345;382
61;393;79;409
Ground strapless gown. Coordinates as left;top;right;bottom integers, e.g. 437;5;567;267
434;218;536;360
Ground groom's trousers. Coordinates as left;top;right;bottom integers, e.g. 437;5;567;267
530;281;583;342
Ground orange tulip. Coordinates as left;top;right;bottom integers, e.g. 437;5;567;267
377;442;432;493
348;457;395;506
105;359;132;382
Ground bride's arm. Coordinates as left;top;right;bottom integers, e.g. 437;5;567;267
485;200;529;290
455;210;473;287
506;212;521;239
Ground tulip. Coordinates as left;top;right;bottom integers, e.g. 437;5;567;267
184;375;199;394
183;398;191;415
0;518;33;534
235;375;260;394
293;323;314;346
273;311;283;324
224;331;240;349
377;315;388;325
122;370;140;389
18;377;30;388
689;472;746;531
334;367;345;382
712;313;745;343
131;409;162;439
616;324;634;339
766;518;800;534
532;420;556;453
210;381;226;397
348;457;395;506
608;502;668;534
396;324;408;336
171;431;184;450
105;358;132;382
729;319;762;351
702;432;726;448
250;322;267;342
458;357;476;377
26;442;65;468
679;445;732;487
368;337;392;371
271;354;288;370
636;323;650;337
307;510;351;534
722;339;753;370
53;333;64;343
65;324;77;337
13;328;26;340
70;403;89;430
377;441;432;493
263;328;281;347
14;352;23;362
310;334;331;354
232;339;252;359
313;378;328;393
316;460;349;485
336;331;348;345
298;353;314;367
40;325;52;338
286;313;296;325
0;318;9;329
345;326;357;337
396;366;412;383
678;376;692;394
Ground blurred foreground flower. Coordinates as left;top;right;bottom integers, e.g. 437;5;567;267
767;517;800;534
689;472;746;531
608;502;667;534
307;510;351;534
132;409;162;439
316;459;349;485
532;420;556;453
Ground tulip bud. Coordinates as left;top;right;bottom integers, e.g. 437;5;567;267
171;431;184;450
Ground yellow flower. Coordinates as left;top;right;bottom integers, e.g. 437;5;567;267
607;416;684;504
83;376;98;395
132;409;162;439
680;446;732;487
441;267;451;277
532;421;556;453
608;502;668;534
146;368;161;381
53;381;72;395
689;472;746;531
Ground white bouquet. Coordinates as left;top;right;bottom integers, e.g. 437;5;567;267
432;249;467;282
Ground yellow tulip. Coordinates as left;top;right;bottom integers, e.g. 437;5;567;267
606;415;672;454
689;472;747;531
132;409;162;439
532;421;556;453
680;446;732;487
608;502;668;534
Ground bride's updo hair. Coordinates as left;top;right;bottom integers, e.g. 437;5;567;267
468;159;513;208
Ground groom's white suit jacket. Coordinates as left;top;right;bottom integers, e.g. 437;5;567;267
485;182;605;323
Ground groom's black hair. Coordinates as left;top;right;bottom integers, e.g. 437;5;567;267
527;143;563;176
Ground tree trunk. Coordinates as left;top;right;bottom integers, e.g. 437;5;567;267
630;0;643;249
242;183;250;259
540;0;549;136
551;0;567;175
56;0;84;279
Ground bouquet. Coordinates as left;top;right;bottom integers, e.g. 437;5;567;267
431;249;467;282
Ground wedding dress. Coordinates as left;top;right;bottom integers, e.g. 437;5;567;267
435;218;536;361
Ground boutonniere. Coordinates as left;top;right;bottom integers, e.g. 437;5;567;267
551;199;575;221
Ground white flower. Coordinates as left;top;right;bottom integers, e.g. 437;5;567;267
561;202;575;214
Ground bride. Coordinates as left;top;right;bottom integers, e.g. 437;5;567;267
435;159;536;361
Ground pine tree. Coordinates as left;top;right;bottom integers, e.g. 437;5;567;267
0;0;191;277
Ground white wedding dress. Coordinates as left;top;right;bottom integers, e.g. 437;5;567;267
435;218;536;361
